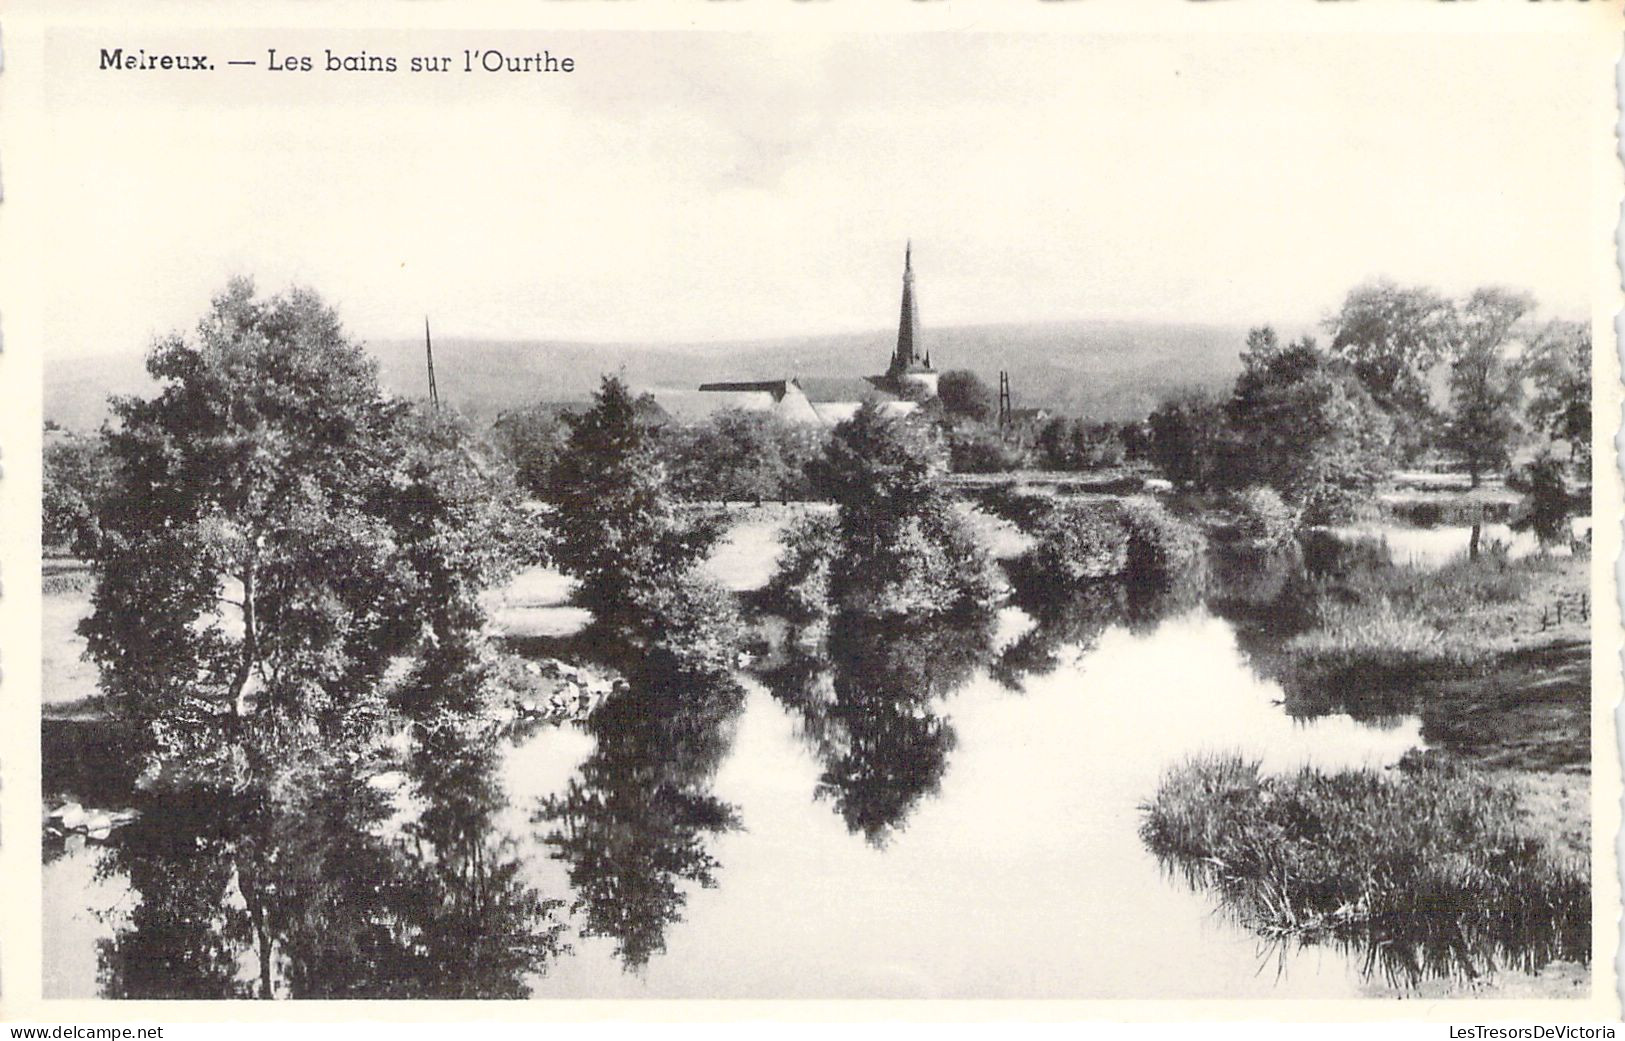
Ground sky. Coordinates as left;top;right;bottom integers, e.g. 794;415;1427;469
38;29;1603;357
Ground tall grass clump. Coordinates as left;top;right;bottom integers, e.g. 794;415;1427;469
1140;754;1589;984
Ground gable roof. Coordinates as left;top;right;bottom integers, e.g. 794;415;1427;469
794;376;898;404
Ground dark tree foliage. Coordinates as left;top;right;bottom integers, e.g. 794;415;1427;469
44;426;117;555
1227;330;1394;520
489;403;572;499
96;729;568;999
808;403;1001;617
1147;390;1234;489
936;369;997;423
1326;281;1457;457
80;279;527;776
761;608;1000;846
544;375;724;628
534;670;746;970
1446;289;1533;488
1034;417;1126;471
946;424;1024;474
661;407;822;503
1508;452;1574;547
1522;319;1591;465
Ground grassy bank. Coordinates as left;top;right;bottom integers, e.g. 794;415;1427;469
1141;753;1589;985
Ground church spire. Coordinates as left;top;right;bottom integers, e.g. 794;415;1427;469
891;240;922;375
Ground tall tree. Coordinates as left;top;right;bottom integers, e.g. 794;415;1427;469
544;375;722;627
1326;281;1457;457
1522;318;1592;464
1227;332;1394;519
809;403;1000;617
936;369;997;423
1446;287;1534;487
81;279;522;772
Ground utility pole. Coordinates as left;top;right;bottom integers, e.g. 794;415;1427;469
424;316;440;410
998;370;1013;436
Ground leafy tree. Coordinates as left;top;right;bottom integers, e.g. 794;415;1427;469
936;369;997;423
1227;332;1394;519
1522;319;1592;464
489;404;572;499
81;279;522;771
661;408;820;503
1326;282;1457;457
1446;288;1533;487
544;375;723;628
1147;390;1233;489
1508;452;1574;548
808;403;1000;617
1035;417;1126;471
43;426;116;554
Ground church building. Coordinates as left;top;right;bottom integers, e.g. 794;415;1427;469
697;243;939;426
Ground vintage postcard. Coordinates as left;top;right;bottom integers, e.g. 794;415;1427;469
0;0;1620;1023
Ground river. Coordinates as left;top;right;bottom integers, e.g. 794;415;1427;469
41;516;1577;999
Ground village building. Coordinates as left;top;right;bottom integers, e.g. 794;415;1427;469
695;243;939;427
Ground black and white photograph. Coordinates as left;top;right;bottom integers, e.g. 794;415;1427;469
7;8;1621;1015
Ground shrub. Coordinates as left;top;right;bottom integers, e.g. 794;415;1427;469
1229;486;1299;550
1118;496;1205;584
634;572;747;679
762;512;839;622
1019;500;1130;584
947;426;1025;474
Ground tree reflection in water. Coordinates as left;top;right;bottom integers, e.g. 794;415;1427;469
95;720;567;999
533;667;746;972
761;608;999;847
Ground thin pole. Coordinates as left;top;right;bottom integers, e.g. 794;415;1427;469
425;316;440;409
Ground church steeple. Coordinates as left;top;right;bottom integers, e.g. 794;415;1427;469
891;241;924;376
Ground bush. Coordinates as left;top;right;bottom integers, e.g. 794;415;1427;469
947;426;1024;474
1019;500;1130;584
762;512;839;622
634;572;747;679
1229;486;1299;551
1118;497;1205;584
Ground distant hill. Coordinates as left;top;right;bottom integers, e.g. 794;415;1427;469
46;320;1254;431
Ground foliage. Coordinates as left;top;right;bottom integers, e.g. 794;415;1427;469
661;408;822;502
1226;330;1394;523
1228;486;1299;551
1018;500;1130;585
1508;452;1573;547
760;511;839;622
80;279;525;775
936;369;997;422
1521;319;1591;465
44;426;117;555
636;571;748;680
1117;496;1206;585
488;403;572;499
1325;281;1458;456
1140;754;1589;985
1147;390;1234;489
1034;416;1126;471
1445;288;1533;487
535;671;746;970
1016;495;1203;591
946;424;1025;474
544;375;724;626
807;403;1002;617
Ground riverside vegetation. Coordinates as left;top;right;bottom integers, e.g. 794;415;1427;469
41;276;1593;997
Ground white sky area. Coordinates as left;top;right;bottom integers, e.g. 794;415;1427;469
40;30;1597;355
